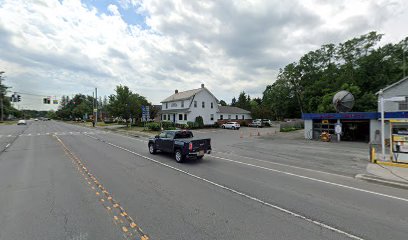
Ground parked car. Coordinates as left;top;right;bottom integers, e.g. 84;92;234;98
148;130;212;163
34;118;39;121
249;119;263;128
17;120;27;125
221;122;240;130
261;119;272;126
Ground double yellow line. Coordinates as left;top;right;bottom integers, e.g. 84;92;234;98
55;135;149;240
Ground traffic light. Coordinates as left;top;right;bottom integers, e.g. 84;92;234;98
17;95;21;102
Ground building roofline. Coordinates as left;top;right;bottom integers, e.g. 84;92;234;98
160;87;218;103
376;76;408;94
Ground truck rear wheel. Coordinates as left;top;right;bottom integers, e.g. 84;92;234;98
175;149;184;163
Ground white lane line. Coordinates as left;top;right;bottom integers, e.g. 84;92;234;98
210;155;408;203
5;143;10;148
212;151;352;179
37;133;41;136
27;134;32;136
7;134;12;137
84;134;364;240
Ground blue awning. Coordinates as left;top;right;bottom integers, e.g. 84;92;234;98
302;111;408;120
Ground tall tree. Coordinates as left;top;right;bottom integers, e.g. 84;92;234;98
107;85;149;126
231;97;236;106
219;100;227;106
262;31;408;119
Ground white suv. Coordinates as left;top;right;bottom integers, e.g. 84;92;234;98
249;119;263;127
221;122;240;130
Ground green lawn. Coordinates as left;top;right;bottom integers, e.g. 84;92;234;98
67;121;160;136
0;120;18;126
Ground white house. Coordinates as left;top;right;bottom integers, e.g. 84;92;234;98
160;84;252;125
218;106;251;121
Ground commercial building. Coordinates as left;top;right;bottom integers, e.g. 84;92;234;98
303;77;408;143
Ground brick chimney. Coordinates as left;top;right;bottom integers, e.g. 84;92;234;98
201;83;205;88
175;89;178;94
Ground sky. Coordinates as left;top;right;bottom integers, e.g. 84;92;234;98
1;0;408;111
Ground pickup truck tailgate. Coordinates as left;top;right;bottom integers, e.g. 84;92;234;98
191;139;211;151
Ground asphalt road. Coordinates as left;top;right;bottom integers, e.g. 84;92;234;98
1;121;408;240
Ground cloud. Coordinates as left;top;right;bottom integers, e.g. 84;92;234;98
0;0;407;108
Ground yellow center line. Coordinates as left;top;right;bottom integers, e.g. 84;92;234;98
54;135;150;240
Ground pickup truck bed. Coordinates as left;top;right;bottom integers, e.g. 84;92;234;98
148;130;211;163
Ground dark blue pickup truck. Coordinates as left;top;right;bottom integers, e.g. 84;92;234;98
148;130;211;163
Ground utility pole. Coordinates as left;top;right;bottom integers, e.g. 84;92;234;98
95;87;98;126
0;75;3;121
404;47;406;78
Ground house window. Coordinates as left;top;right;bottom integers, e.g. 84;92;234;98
210;114;214;121
202;101;205;108
181;101;184;108
179;114;183;120
171;102;177;107
184;114;187;120
194;101;197;108
163;114;167;120
211;102;213;109
220;115;223;120
399;97;408;110
236;115;238;120
242;115;244;120
165;103;168;109
228;115;231;120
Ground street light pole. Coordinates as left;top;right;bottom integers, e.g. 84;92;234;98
379;89;385;160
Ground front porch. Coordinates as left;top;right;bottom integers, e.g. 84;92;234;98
160;109;190;124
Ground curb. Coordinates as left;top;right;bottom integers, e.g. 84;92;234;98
355;173;408;189
375;161;408;168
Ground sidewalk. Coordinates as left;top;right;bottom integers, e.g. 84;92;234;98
356;163;408;189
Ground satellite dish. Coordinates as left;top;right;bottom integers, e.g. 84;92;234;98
333;90;354;112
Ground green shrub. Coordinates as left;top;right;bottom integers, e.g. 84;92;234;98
195;116;204;128
280;127;298;132
187;121;198;129
241;121;248;127
146;122;161;131
161;121;176;130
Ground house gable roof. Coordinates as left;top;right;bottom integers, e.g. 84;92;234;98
218;106;251;114
376;76;408;94
161;87;218;103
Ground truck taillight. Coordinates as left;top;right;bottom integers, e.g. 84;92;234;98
189;142;193;151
